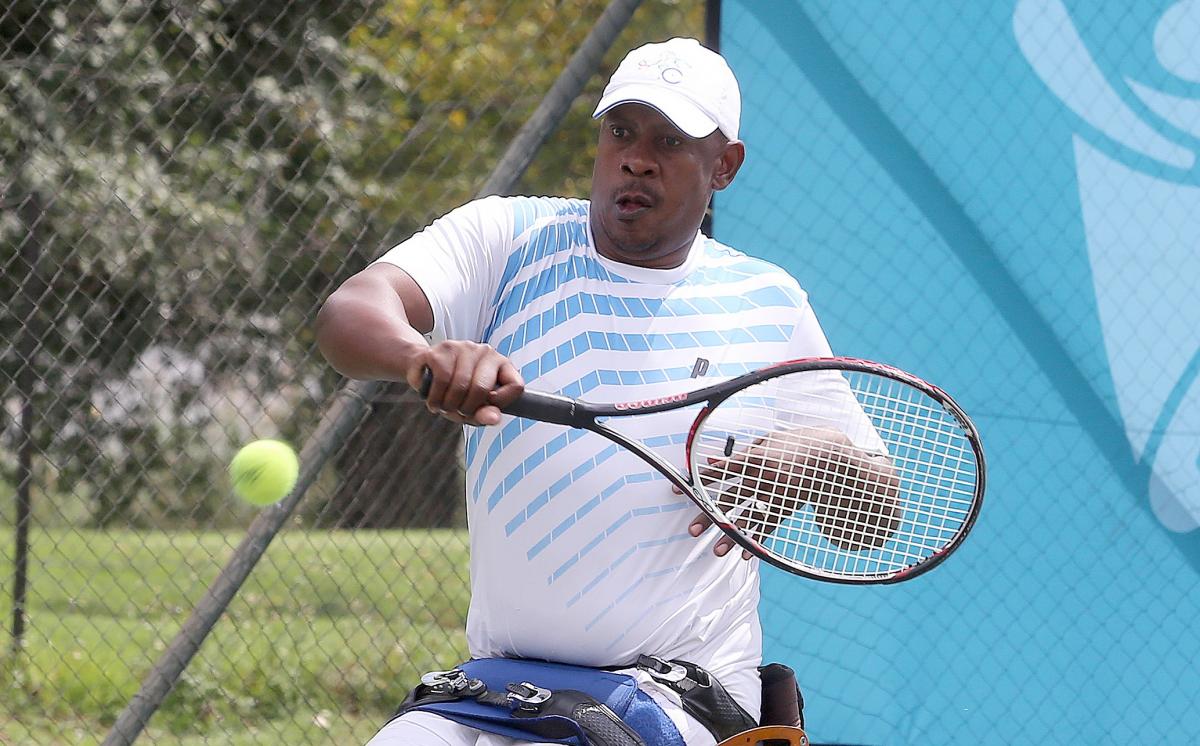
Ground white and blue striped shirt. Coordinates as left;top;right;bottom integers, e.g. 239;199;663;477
377;196;837;717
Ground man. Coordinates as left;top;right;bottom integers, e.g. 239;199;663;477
318;37;831;746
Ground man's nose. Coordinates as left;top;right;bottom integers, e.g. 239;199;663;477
621;145;657;177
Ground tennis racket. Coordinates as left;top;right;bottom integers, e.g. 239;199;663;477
422;357;984;584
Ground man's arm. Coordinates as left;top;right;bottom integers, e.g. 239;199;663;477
690;427;902;556
315;263;433;381
771;428;901;551
315;263;522;425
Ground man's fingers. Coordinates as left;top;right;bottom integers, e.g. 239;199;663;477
490;380;525;409
436;403;502;427
715;482;782;543
696;435;772;483
712;531;756;560
713;535;736;556
442;345;498;416
415;343;520;426
489;360;525;409
441;379;472;417
696;455;739;483
496;358;524;387
689;511;759;561
471;404;503;426
457;357;503;420
421;355;457;415
714;481;759;516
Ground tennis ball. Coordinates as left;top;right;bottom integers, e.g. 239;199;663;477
229;439;300;506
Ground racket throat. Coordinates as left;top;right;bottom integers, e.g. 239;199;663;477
594;423;696;497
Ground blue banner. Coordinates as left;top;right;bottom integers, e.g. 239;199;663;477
717;1;1200;743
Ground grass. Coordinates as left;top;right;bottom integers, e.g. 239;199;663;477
0;528;471;744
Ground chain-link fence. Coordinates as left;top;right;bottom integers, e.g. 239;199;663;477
1;1;702;743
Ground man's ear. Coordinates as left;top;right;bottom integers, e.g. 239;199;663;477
710;140;745;191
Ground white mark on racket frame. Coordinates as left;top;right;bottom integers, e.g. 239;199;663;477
613;392;689;411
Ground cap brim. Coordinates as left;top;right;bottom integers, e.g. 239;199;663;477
592;84;718;139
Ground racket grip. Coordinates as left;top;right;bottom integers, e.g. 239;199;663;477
503;390;579;426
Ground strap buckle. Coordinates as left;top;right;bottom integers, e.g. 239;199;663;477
420;669;472;695
636;654;690;685
505;681;553;711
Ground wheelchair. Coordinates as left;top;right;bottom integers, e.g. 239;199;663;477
717;725;810;745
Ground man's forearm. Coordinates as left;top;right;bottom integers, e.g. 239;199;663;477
315;285;428;382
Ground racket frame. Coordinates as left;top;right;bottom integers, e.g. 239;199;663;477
501;356;986;585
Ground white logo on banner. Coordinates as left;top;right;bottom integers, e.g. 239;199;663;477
1014;0;1200;532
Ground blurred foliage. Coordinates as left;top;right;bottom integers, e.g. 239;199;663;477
0;0;702;528
2;0;384;525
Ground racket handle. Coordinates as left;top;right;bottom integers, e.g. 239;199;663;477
503;390;579;427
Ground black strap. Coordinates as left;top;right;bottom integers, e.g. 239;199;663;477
514;688;647;746
636;656;757;742
392;672;647;746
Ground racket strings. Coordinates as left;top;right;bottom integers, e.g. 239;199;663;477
707;448;907;557
690;370;979;579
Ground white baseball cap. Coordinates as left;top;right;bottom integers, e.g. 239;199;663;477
592;37;741;141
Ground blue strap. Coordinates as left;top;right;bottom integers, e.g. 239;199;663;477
409;659;684;746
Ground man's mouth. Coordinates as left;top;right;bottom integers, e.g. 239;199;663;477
615;191;654;216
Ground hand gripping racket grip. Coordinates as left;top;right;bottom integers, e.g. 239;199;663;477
418;367;580;427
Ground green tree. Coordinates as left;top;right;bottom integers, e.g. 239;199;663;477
0;0;701;529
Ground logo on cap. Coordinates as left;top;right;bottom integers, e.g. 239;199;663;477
637;51;690;85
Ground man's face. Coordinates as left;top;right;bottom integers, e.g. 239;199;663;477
589;103;742;268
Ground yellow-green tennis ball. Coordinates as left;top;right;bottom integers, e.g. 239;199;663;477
229;440;299;506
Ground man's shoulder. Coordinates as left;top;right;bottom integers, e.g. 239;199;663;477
464;194;588;223
696;237;807;298
448;196;590;250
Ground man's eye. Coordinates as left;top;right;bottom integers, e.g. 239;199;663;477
610;126;628;137
664;136;683;147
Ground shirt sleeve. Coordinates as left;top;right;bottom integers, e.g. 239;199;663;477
785;286;835;358
783;286;888;454
371;196;514;343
